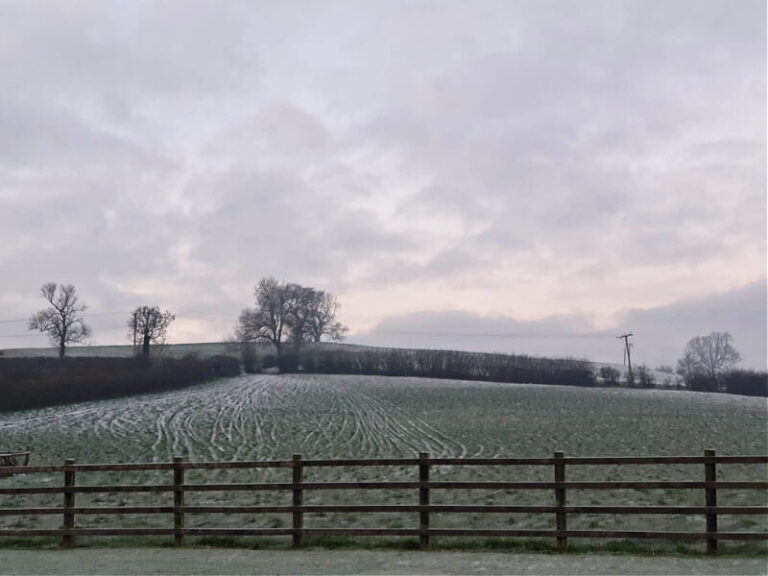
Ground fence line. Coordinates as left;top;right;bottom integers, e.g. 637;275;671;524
1;450;766;554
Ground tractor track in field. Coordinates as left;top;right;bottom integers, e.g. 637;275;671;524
43;374;470;463
1;373;766;543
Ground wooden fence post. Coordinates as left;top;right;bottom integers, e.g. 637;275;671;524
554;451;566;551
293;454;304;547
419;452;430;550
704;449;717;555
62;458;75;548
173;456;185;547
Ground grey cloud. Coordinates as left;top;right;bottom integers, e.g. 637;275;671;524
363;247;491;286
353;0;765;273
322;209;415;256
351;309;608;360
0;2;260;99
186;168;415;293
352;279;767;370
0;98;170;171
0;1;764;352
618;278;767;370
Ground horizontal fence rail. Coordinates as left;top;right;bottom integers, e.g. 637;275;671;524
0;450;766;554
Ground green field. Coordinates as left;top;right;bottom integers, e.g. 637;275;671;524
1;374;766;550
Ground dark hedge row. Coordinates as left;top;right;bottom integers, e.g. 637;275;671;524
292;347;596;387
0;355;241;412
687;369;768;397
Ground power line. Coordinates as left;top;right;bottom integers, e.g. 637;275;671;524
0;325;130;339
0;311;236;324
2;312;617;342
364;329;612;339
0;311;132;324
0;333;44;339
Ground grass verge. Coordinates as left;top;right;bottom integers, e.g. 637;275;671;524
0;536;765;558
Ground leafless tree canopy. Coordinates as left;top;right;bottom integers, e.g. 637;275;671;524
677;331;741;381
128;306;175;358
306;290;347;343
235;277;347;356
236;277;291;356
28;283;91;359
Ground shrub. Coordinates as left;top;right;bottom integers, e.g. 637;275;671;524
721;369;768;397
0;356;240;412
240;343;258;374
636;364;655;388
298;347;595;387
277;353;300;373
598;366;621;386
261;355;277;369
209;355;241;377
301;354;316;373
687;374;719;393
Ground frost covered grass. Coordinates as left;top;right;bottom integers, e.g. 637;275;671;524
0;374;765;552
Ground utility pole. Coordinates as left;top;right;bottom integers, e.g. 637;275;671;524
617;332;633;384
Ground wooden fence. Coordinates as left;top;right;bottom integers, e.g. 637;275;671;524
1;450;766;554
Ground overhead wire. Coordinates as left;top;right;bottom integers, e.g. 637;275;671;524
1;311;620;342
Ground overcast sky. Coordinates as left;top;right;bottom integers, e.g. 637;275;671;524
0;0;765;369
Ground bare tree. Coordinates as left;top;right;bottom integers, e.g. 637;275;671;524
284;283;317;355
306;290;348;343
236;277;291;356
28;283;91;359
128;306;175;358
677;332;741;386
235;278;348;360
598;365;620;386
636;364;655;388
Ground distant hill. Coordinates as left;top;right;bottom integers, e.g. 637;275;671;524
0;340;366;359
0;342;232;359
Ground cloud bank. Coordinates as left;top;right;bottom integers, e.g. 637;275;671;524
0;1;764;370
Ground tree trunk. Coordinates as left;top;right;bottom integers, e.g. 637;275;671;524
142;334;151;358
59;329;66;359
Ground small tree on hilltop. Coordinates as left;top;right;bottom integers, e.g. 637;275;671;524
636;364;655;388
128;306;175;358
598;365;621;386
29;283;91;359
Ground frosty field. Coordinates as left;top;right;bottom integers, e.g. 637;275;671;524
1;374;766;548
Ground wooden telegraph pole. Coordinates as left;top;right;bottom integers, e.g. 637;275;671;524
617;332;633;384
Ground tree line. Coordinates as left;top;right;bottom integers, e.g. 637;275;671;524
596;331;766;397
674;331;765;396
25;279;347;362
16;281;767;397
